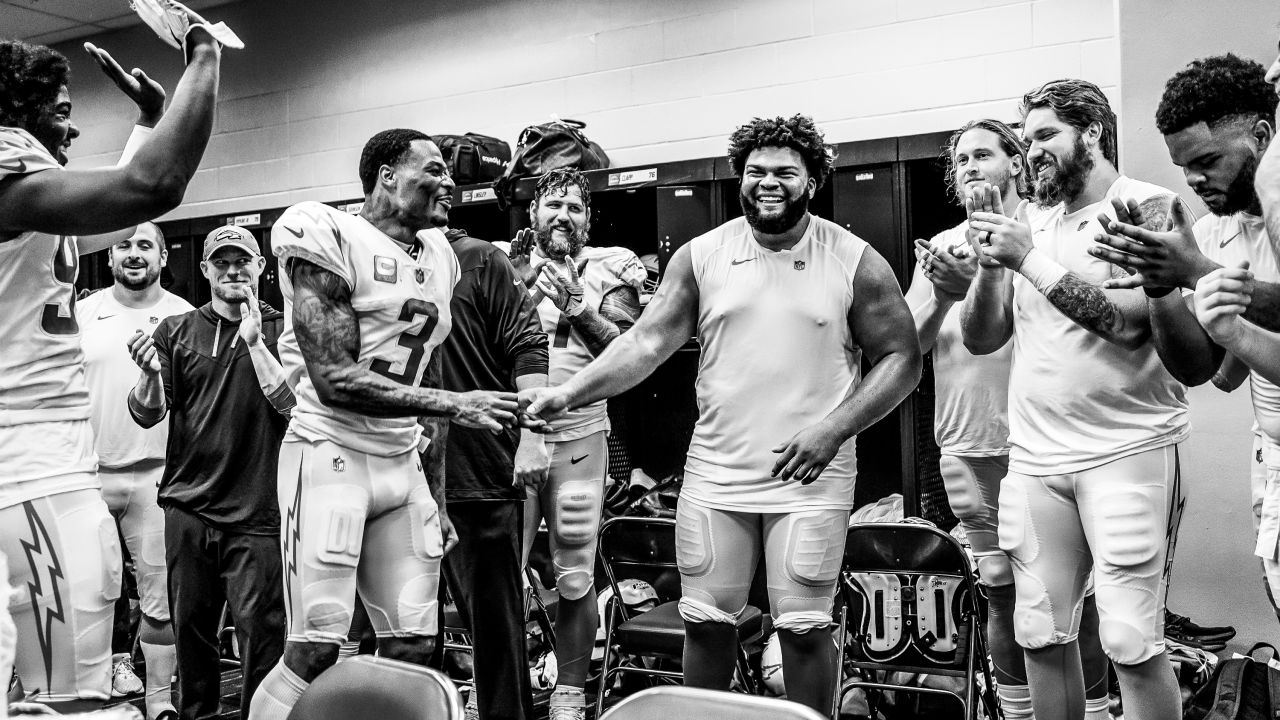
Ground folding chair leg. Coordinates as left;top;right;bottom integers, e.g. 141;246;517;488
831;606;847;719
595;596;619;719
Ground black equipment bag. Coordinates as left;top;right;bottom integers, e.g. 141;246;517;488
493;118;609;209
434;132;511;185
1184;643;1280;719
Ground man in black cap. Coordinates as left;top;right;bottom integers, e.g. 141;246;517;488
128;225;293;720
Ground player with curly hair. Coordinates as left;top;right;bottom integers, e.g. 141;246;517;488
0;21;224;713
523;115;921;713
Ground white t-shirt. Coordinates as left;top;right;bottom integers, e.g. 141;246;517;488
274;202;460;457
927;223;1012;457
1192;211;1280;468
76;288;194;468
495;243;646;443
1008;176;1190;475
684;215;866;512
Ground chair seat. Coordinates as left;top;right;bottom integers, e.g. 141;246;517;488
614;601;762;657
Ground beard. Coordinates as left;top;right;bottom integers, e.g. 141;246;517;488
741;189;810;235
1033;134;1093;207
112;264;159;291
534;222;588;261
211;282;252;305
1207;153;1261;217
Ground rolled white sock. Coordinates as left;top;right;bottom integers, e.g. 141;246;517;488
247;663;309;720
140;640;177;719
1085;694;1111;720
550;685;585;708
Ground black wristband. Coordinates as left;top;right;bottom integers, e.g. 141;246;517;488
1144;285;1176;298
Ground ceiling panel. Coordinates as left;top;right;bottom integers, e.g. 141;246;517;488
2;0;241;43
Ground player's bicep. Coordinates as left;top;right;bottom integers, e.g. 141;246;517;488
289;258;361;382
849;249;918;365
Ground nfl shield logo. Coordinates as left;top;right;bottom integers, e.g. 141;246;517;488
414;268;425;283
793;260;806;270
374;255;397;283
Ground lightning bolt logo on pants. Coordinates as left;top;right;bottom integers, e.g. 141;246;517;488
20;501;64;691
284;465;303;618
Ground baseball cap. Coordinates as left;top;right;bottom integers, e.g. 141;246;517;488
203;225;261;260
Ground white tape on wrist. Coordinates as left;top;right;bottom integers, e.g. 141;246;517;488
1017;248;1067;294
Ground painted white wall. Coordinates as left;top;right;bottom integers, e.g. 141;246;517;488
1116;0;1280;651
51;0;1119;220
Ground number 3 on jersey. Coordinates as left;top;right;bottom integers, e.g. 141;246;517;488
370;299;439;385
41;236;78;335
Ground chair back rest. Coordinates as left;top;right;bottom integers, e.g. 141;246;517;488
840;520;976;671
597;516;682;604
287;656;462;720
601;686;828;720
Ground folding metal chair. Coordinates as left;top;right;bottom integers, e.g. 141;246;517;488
594;516;764;718
834;519;999;719
287;655;462;720
601;685;827;720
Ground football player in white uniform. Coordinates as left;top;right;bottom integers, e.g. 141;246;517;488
501;168;646;720
1094;54;1280;632
0;24;221;712
77;222;191;718
963;80;1208;720
248;129;525;720
524;116;921;714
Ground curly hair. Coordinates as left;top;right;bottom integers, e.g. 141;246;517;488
727;115;837;189
532;166;591;213
0;40;71;132
1020;79;1118;166
1156;54;1274;136
358;128;434;194
943;118;1030;202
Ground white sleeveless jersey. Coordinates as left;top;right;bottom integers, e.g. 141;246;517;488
0;127;92;428
1192;211;1280;468
685;215;866;512
513;244;645;442
928;223;1012;457
76;289;194;467
274;202;460;457
1008;176;1189;475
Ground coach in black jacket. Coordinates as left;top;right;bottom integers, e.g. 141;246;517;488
128;226;294;720
439;227;549;720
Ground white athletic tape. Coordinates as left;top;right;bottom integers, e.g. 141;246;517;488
131;0;244;50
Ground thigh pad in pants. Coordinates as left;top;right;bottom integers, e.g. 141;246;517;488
357;482;443;639
764;509;847;633
676;502;756;625
542;434;606;602
941;454;1012;587
2;489;121;703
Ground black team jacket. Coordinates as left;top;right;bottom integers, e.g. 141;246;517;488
129;301;291;534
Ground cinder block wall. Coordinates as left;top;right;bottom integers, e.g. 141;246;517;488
53;0;1117;220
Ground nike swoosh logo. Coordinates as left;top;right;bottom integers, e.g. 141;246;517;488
1220;233;1239;248
282;225;304;238
97;314;117;320
570;455;588;465
730;258;755;265
0;158;26;173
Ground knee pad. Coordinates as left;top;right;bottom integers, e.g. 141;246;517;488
553;557;593;601
303;590;354;639
395;572;440;637
678;597;737;625
1098;617;1159;665
773;610;832;633
975;551;1014;588
1011;579;1062;650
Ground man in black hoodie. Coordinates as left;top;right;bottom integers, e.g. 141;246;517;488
127;225;293;720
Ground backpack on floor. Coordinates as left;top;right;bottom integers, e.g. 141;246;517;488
1184;643;1280;719
434;132;511;185
493;118;609;209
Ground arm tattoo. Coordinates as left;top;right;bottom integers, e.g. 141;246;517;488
290;258;458;418
568;286;640;356
1044;273;1129;338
